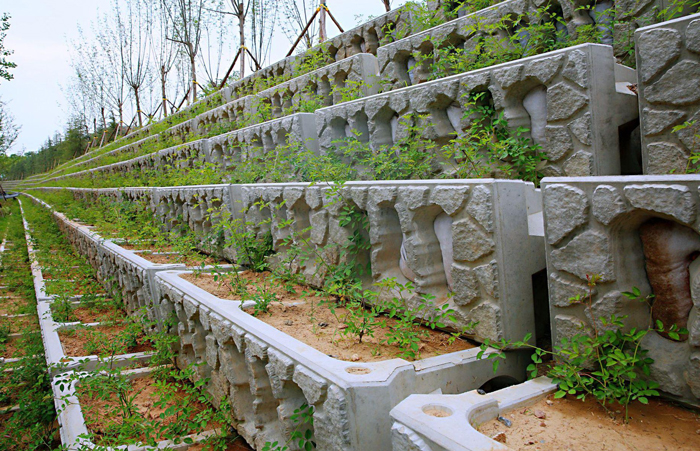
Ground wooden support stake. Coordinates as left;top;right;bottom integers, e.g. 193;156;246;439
286;7;321;57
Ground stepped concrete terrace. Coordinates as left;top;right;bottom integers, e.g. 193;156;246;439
32;178;547;345
26;189;530;451
317;43;639;178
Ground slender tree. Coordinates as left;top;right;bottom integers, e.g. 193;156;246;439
0;13;16;82
161;0;206;102
118;0;152;127
280;0;321;51
148;0;179;117
381;0;392;12
0;98;19;154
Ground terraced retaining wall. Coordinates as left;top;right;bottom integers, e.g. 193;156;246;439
319;43;638;178
637;12;700;174
25;191;531;451
541;175;700;405
33;179;546;345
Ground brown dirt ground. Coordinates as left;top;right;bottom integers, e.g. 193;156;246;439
71;306;126;324
120;244;173;252
180;271;474;362
0;315;38;334
0;297;28;315
478;394;700;450
79;375;226;446
0;338;26;359
139;252;228;267
188;437;253;451
58;325;153;357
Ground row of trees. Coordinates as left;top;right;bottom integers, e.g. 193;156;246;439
1;0;399;180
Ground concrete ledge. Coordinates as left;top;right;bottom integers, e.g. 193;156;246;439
390;377;556;451
152;268;529;450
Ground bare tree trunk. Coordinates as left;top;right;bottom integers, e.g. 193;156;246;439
238;7;246;78
190;44;197;102
101;107;106;130
319;0;327;42
161;65;168;118
134;87;143;127
382;0;391;12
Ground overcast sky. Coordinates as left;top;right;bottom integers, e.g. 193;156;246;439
0;0;409;155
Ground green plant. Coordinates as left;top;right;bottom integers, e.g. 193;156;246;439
478;274;686;423
263;403;316;451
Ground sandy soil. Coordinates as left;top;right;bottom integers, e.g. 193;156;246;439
478;394;700;450
58;324;153;357
181;271;474;362
0;297;27;315
139;252;228;267
71;306;125;324
0;315;38;334
120;244;173;252
0;338;26;359
78;375;224;445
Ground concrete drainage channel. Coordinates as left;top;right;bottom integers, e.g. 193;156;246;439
18;195;237;450
18;192;548;451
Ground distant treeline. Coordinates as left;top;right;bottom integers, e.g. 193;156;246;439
0;118;118;180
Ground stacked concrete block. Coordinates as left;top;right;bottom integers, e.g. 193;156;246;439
153;268;528;451
637;12;700;174
614;0;699;60
197;96;251;136
207;113;319;173
256;54;381;121
230;179;545;344
376;0;636;91
542;175;700;405
317;43;639;178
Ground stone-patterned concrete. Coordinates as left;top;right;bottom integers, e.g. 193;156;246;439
542;175;700;405
637;12;700;174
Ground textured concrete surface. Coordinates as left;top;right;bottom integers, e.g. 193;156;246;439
637;13;700;174
542;175;700;405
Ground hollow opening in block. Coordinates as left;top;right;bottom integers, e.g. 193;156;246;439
502;84;547;148
373;206;410;286
400;208;453;302
532;268;551;348
478;375;519;393
432;94;463;145
638;218;700;342
318;75;333;107
618;118;642;175
275;378;316;451
271;92;283;117
341;202;373;289
263;131;275;153
275;129;289;149
373;107;400;149
544;1;568;42
289;199;313;274
334;70;348;90
281;89;294;112
210;143;225;167
365;28;380;54
350;34;366;55
588;0;614;45
395;50;415;87
330;117;350;142
351;111;371;142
